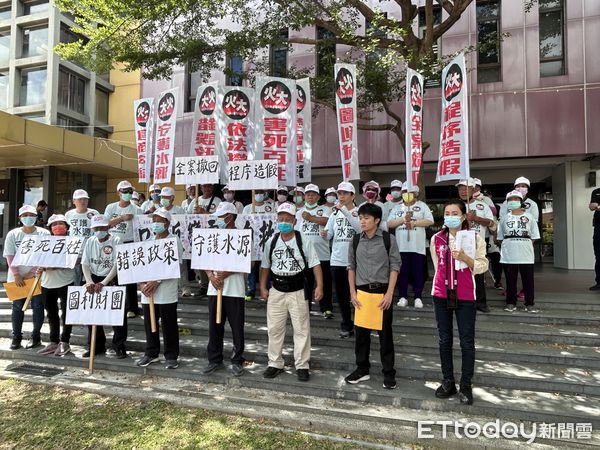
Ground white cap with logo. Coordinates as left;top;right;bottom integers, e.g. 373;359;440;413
293;186;305;194
48;214;67;226
514;176;530;187
160;187;175;197
305;184;319;194
277;202;297;216
455;178;476;187
401;181;419;193
472;178;482;187
390;180;403;189
362;180;381;193
91;215;109;228
73;189;89;200
153;208;172;222
325;187;337;196
150;184;161;191
277;185;289;193
215;202;238;217
18;205;37;216
506;189;524;200
117;180;133;191
337;181;355;194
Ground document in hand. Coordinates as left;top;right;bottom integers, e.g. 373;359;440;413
354;290;384;331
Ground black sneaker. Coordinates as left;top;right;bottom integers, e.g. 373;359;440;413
323;310;334;320
339;330;355;339
202;362;224;374
344;368;370;384
476;303;490;313
230;363;244;377
165;359;179;370
263;366;284;379
459;384;474;405
136;355;159;367
435;380;457;398
9;338;21;350
82;349;106;358
25;338;42;349
297;369;310;382
589;284;600;291
383;378;397;390
114;349;128;359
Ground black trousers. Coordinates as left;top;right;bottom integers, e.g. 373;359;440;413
87;274;128;352
42;284;72;344
142;302;179;360
355;297;395;378
488;252;502;285
505;263;535;306
125;281;139;315
474;273;487;305
304;260;332;312
594;226;600;284
331;265;353;331
207;295;245;365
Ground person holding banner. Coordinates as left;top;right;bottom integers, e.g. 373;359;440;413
188;183;221;215
202;202;246;377
65;189;99;286
136;208;182;369
430;200;488;405
105;180;143;318
346;203;400;389
260;203;323;382
323;187;337;208
382;180;404;222
222;184;244;214
82;215;126;358
37;215;76;357
298;184;334;319
181;184;196;210
387;182;434;309
4;205;49;350
291;187;305;209
141;184;162;214
323;182;361;338
159;187;185;215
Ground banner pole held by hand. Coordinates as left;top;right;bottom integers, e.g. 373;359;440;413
149;293;158;333
195;184;199;211
251;190;256;214
89;325;97;374
216;289;223;324
22;273;42;312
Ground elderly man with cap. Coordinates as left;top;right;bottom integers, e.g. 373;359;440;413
3;205;50;350
323;187;337;208
159;187;185;215
136;208;183;369
222;184;244;214
323;181;361;338
65;189;99;286
187;183;222;214
141;184;162;214
202;202;247;376
457;178;496;313
104;180;143;318
81;214;126;358
297;183;334;318
387;182;434;309
275;185;290;209
181;184;196;210
382;180;404;222
36;214;76;357
260;203;323;381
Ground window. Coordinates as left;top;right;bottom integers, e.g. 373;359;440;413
94;129;109;139
418;6;442;87
316;26;335;78
0;30;9;66
225;53;243;86
22;0;48;15
539;0;565;77
95;88;109;124
60;23;88;45
269;29;288;77
0;5;10;20
57;114;86;134
20;67;46;105
20;114;45;123
185;67;202;112
21;25;47;58
476;0;501;83
58;68;86;114
0;71;8;109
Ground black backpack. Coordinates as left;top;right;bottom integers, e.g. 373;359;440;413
269;230;308;270
352;230;392;261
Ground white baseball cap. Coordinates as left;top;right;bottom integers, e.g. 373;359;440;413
293;186;305;194
506;189;524;200
401;181;419;193
160;187;175;197
215;202;237;217
18;205;37;216
117;180;133;191
325;187;337;196
153;208;172;222
390;180;403;189
185;184;194;189
72;189;89;200
277;185;289;193
456;178;476;187
362;180;381;193
514;176;530;187
277;202;297;216
304;184;320;194
222;184;233;192
472;178;482;187
132;192;140;200
337;181;355;194
48;214;67;226
91;215;109;228
150;184;161;191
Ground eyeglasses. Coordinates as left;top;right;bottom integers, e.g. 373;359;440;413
120;189;134;194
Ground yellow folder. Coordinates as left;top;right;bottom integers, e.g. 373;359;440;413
354;290;384;331
3;278;42;301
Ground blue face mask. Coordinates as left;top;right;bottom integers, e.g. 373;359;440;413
507;200;522;210
94;230;108;239
277;222;294;234
151;193;160;201
255;194;265;203
444;216;462;229
121;193;133;202
391;191;402;199
151;222;166;234
293;196;304;205
216;218;228;229
21;216;36;227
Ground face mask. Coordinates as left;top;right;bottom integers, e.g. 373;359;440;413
402;193;414;203
305;202;317;209
326;196;337;204
444;216;463;229
254;194;265;203
151;222;166;234
21;216;36;227
277;194;288;203
151;193;160;201
293;196;303;205
224;193;234;202
52;225;68;236
516;187;528;196
216;218;228;229
365;191;377;200
473;191;482;199
507;200;522;210
121;193;133;202
160;198;171;207
94;230;108;239
391;191;401;199
277;222;294;234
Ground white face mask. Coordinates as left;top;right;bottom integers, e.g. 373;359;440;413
325;195;337;204
277;194;288;203
224;193;234;202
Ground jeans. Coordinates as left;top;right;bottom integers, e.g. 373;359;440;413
12;294;44;341
433;296;476;386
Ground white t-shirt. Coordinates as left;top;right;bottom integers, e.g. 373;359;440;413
325;206;361;267
387;201;433;255
498;212;540;264
382;200;402;221
141;199;161;214
140;233;183;305
242;200;276;215
296;205;332;261
81;235;121;277
3;227;50;282
467;199;495;240
65;208;100;239
104;202;142;243
207;273;246;298
164;204;185;215
261;235;320;276
41;268;75;289
186;196;222;214
500;198;539;222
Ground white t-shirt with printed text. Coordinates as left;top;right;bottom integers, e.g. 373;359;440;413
498;212;540;264
3;227;50;282
261;235;320;276
104;202;142;243
387;201;433;255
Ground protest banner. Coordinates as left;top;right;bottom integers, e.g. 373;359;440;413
154;87;179;183
12;235;83;269
227;159;278;191
190;229;252;273
436;53;470;183
133;98;155;183
405;68;424;190
190;82;219;157
334;64;360;181
174;155;220;185
295;78;312;183
115;238;181;285
133;214;196;259
236;214;277;261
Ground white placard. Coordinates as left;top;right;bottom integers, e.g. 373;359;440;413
65;286;126;326
12;235;83;269
115;238;181;284
174;155;220;185
236;213;277;261
227;159;278;191
190;228;252;273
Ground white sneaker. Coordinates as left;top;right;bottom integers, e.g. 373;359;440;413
414;298;423;309
181;287;192;297
397;297;408;307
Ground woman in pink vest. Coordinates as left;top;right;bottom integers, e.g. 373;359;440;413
430;200;488;405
